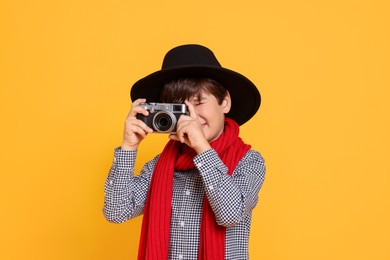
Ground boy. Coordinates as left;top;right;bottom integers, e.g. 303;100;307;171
103;44;266;260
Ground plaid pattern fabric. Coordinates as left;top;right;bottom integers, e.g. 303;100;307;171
103;148;266;260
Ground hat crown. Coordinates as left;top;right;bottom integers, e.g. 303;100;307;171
162;44;222;70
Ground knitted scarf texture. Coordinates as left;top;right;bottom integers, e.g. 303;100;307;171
138;118;250;260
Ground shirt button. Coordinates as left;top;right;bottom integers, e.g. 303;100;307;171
179;221;185;227
209;185;214;190
109;180;113;185
178;254;183;259
196;162;202;167
113;157;117;163
185;190;190;196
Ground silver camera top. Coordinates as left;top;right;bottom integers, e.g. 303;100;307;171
139;102;187;113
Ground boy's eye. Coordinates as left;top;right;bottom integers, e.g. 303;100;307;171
191;98;206;105
190;99;201;105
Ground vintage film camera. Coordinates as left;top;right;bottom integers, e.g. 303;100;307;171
136;103;188;133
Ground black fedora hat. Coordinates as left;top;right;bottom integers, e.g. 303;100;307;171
130;44;261;125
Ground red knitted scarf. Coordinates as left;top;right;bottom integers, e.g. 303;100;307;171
138;118;251;260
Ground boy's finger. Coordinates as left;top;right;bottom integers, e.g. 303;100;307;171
185;100;197;119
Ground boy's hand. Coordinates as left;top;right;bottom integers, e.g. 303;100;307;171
169;100;211;154
121;98;153;150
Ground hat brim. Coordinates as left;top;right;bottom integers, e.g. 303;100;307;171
130;66;261;125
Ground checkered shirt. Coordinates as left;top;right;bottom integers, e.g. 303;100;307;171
103;147;266;260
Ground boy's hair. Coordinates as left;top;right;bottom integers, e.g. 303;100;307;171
160;77;227;104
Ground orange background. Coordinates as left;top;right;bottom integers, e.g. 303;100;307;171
1;0;389;259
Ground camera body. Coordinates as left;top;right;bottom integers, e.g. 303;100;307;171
136;103;188;133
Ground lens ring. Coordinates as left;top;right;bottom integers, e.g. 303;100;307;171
152;111;176;133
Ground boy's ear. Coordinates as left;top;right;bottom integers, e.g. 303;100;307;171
223;91;232;114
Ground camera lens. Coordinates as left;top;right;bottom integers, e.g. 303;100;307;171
152;111;176;133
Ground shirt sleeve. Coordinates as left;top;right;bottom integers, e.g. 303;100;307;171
193;149;266;227
103;147;158;224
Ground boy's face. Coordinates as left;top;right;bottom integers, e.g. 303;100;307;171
187;90;231;142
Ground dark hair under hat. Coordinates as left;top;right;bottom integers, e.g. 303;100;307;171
130;44;261;125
